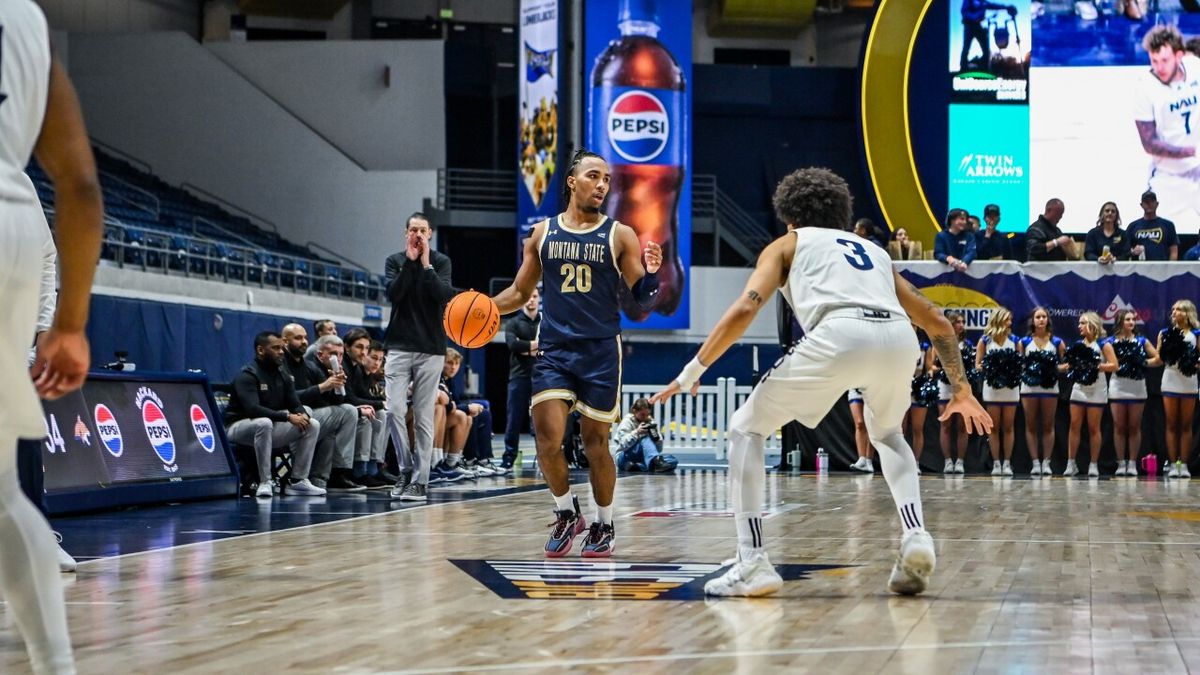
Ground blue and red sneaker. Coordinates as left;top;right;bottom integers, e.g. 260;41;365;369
545;496;587;558
581;522;616;558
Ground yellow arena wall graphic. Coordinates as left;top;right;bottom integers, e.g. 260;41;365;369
917;285;1001;329
860;0;940;245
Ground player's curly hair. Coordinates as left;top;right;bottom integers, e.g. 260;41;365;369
1143;24;1184;55
772;167;854;230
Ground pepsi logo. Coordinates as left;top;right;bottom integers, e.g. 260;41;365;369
190;404;216;453
93;404;123;457
142;401;176;466
607;90;669;162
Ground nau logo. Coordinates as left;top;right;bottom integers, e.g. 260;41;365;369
607;90;669;163
450;559;854;601
916;284;1001;330
136;387;178;472
190;405;216;453
94;404;123;457
73;416;91;447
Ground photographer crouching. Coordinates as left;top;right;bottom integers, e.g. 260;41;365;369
613;398;677;473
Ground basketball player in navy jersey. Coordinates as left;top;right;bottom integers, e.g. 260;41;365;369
0;2;104;671
492;149;662;558
653;168;991;597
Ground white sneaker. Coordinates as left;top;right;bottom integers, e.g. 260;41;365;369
52;532;76;573
850;457;873;473
1063;461;1079;477
954;459;965;474
473;460;498;477
943;458;955;474
1169;464;1180;478
888;530;936;596
991;462;1002;476
1075;0;1098;20
255;482;273;499
1126;460;1138;477
1180;462;1191;479
1002;461;1013;477
1088;463;1100;478
288;478;327;496
1114;463;1127;477
704;551;784;597
1030;460;1042;476
1042;459;1053;475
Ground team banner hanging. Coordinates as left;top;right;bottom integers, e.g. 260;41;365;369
586;0;692;329
517;0;561;257
897;261;1200;338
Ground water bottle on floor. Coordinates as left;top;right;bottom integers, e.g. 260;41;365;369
816;447;828;475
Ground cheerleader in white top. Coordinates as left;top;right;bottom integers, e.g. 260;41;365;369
1018;307;1065;476
1107;309;1162;477
904;327;935;474
976;308;1021;476
1156;300;1200;478
931;311;973;474
1064;312;1118;477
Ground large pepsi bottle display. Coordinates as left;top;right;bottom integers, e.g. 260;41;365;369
587;0;691;329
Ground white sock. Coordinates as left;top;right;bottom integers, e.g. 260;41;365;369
552;490;574;512
447;452;463;467
870;428;927;534
596;504;613;524
729;428;767;554
0;434;74;673
434;448;444;464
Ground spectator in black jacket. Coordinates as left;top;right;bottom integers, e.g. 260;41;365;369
1083;201;1131;263
344;328;396;484
975;204;1012;260
281;323;364;492
502;287;540;470
304;334;389;490
1026;198;1074;261
383;212;457;501
224;331;325;498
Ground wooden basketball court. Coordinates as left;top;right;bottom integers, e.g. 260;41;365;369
3;470;1199;673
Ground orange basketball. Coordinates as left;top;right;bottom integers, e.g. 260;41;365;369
443;290;500;349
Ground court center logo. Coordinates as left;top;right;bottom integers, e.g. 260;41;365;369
917;285;1001;330
136;387;178;472
93;404;124;457
450;559;854;601
190;404;216;453
607;91;669;163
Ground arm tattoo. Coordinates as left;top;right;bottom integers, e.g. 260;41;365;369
932;335;969;395
1137;120;1196;159
746;290;763;305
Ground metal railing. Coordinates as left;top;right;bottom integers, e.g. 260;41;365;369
87;215;384;303
98;171;161;220
438;168;518;212
621;378;781;458
694;174;775;265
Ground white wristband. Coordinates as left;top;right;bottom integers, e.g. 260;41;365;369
675;357;708;390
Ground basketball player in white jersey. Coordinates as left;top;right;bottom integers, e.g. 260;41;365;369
0;2;104;672
1135;25;1200;228
652;168;991;597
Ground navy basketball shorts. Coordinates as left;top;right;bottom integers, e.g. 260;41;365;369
531;336;622;423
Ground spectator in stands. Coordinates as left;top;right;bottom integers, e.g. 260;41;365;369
306;319;338;358
280;323;364;492
1027;198;1073;261
1126;191;1179;260
853;218;886;248
886;227;923;260
502;287;541;470
383;212;457;502
613;398;676;473
1084;202;1130;263
365;341;387;398
343;328;396;484
975;204;1012;260
967;214;982;234
306;334;389;489
935;208;976;271
224;331;325;498
439;348;499;476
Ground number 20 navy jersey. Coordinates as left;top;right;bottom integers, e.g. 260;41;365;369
538;215;623;342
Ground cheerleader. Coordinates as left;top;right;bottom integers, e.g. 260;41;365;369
1107;309;1161;477
903;326;934;474
932;311;972;474
1156;299;1200;478
1065;312;1118;477
976;308;1021;476
847;389;875;473
1018;307;1064;476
